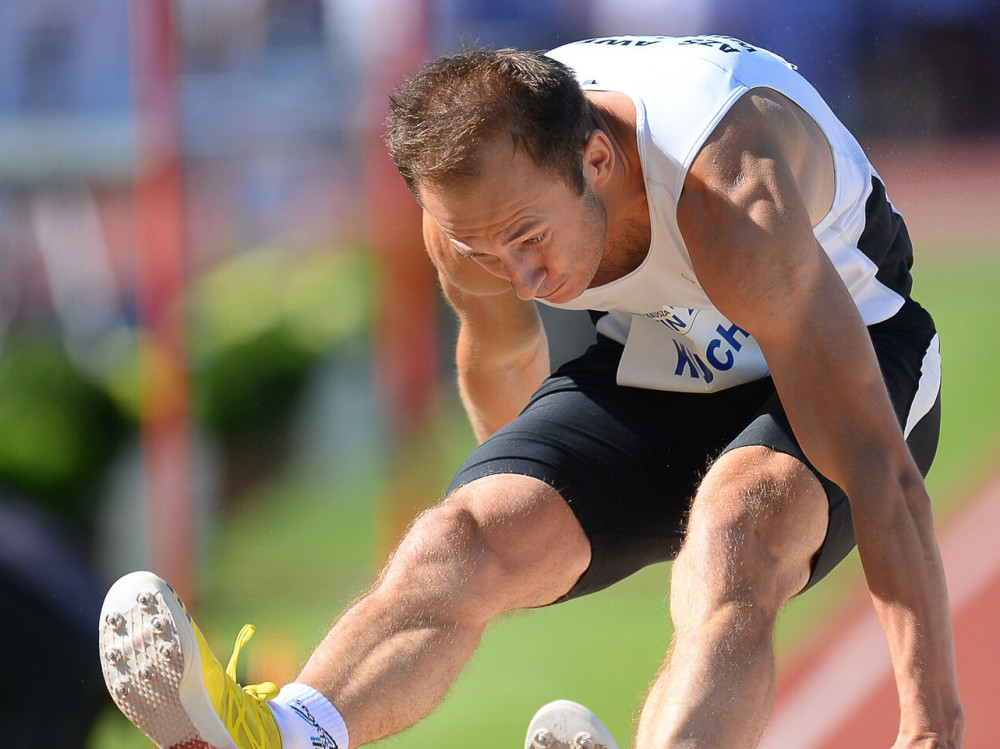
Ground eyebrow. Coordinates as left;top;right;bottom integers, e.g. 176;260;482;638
448;237;478;257
500;219;542;244
446;218;542;256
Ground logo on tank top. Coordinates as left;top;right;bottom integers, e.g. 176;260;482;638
677;36;759;54
670;321;753;383
577;36;666;47
623;307;758;388
641;307;699;335
637;307;753;383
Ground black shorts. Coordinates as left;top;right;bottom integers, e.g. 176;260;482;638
448;298;942;600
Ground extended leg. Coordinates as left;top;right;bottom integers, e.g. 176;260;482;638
100;473;589;749
635;447;829;749
296;472;591;746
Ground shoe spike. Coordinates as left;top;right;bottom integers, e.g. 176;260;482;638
531;730;555;748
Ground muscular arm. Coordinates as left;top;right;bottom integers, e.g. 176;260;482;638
422;210;550;442
678;91;963;745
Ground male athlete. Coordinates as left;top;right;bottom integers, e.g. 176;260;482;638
100;35;964;748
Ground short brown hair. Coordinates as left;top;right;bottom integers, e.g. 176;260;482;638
386;47;595;197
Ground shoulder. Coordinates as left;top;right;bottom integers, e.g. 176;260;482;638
697;89;807;170
684;89;835;226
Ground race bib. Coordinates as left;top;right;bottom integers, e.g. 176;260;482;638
613;307;770;392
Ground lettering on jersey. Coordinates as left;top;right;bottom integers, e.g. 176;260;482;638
642;307;698;334
673;340;714;383
677;36;758;54
577;37;665;47
672;322;751;382
706;322;751;370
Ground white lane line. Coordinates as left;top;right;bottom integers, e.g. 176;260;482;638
759;471;1000;749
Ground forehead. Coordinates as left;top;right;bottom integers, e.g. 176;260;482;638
419;140;568;239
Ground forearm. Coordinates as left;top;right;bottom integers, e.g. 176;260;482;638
444;283;549;441
781;364;963;741
743;278;961;741
455;318;549;441
850;473;964;741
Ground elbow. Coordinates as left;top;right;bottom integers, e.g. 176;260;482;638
847;451;936;532
898;462;936;528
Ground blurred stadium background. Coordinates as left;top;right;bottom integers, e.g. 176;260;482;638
0;1;997;747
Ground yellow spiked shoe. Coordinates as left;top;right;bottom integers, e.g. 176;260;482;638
99;571;282;749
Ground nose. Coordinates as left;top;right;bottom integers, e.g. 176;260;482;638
503;251;545;300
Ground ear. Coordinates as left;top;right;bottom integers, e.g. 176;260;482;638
582;129;615;189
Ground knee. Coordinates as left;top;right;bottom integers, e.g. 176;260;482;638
377;492;530;622
673;448;827;618
383;500;497;599
379;476;590;616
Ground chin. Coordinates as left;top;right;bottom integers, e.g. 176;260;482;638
540;282;577;304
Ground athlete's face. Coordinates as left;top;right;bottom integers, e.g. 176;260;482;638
419;138;608;303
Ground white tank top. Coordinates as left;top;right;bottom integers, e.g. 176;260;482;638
543;35;912;393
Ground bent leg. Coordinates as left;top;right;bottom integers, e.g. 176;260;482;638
296;473;590;746
635;446;828;749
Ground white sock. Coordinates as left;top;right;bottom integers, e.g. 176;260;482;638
269;682;350;749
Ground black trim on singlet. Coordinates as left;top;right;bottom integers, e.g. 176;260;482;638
857;176;915;300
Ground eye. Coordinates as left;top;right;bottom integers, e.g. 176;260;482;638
523;234;544;245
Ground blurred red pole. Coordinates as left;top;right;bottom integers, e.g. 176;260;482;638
362;1;440;557
129;0;194;602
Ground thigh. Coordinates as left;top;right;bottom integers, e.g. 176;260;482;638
449;335;778;600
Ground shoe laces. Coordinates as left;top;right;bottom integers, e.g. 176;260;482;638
220;623;280;748
226;624;280;701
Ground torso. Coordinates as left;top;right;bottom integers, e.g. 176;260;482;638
543;34;915;393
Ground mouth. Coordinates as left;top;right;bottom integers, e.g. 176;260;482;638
536;278;568;302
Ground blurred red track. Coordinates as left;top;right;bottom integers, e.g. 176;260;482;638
761;470;1000;747
870;137;1000;248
